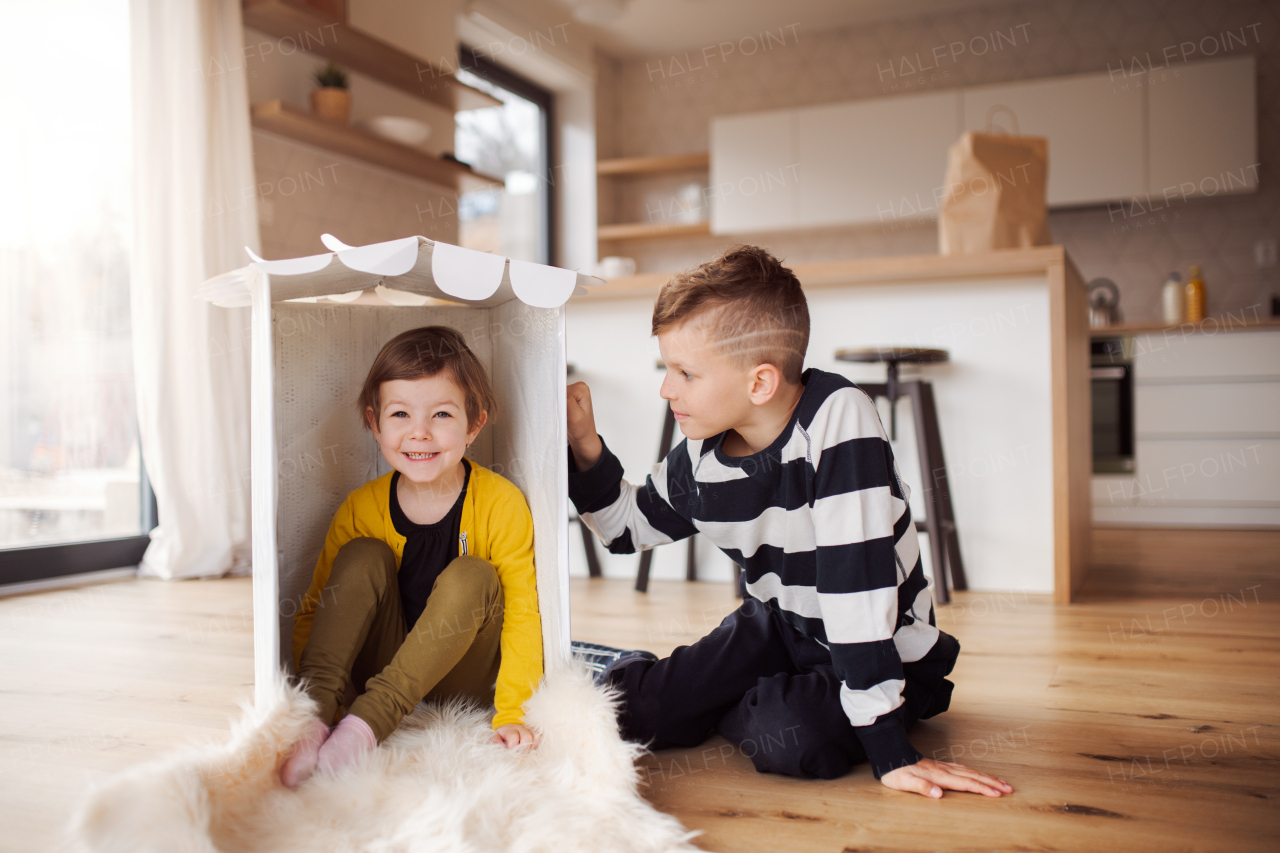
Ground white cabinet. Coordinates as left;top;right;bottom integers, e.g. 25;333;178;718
1149;55;1257;199
710;57;1257;234
960;71;1145;207
709;109;798;234
796;91;959;228
1093;328;1280;528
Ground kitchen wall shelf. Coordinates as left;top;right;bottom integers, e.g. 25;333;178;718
250;100;502;192
596;152;709;176
242;0;500;112
596;221;711;242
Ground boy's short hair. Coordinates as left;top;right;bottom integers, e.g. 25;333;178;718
357;326;496;430
651;245;809;384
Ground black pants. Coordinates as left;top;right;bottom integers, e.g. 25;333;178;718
609;597;960;779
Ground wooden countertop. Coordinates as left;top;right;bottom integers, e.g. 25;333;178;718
574;246;1075;301
1090;317;1280;336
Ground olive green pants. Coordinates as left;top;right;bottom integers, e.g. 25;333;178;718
295;537;504;742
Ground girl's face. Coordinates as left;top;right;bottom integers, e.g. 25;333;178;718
367;373;486;488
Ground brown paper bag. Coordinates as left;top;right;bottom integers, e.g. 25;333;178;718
939;107;1050;255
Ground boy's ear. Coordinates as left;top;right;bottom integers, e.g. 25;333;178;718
746;363;782;406
365;406;380;434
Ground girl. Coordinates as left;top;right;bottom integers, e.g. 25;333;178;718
281;326;542;788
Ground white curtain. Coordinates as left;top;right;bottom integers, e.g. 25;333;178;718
130;0;258;578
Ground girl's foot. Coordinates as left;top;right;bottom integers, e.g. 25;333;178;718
315;713;377;776
280;716;331;788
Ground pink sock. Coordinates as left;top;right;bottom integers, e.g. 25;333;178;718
279;716;331;789
315;713;377;776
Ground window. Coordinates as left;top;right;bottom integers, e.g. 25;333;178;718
0;0;153;585
454;49;554;265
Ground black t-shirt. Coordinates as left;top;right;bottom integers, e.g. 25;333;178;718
389;459;470;628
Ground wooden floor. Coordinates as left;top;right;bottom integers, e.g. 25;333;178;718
1;529;1277;851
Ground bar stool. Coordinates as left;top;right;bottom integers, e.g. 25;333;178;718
834;347;967;604
567;364;602;579
635;360;700;593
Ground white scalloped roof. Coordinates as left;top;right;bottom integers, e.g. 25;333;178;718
196;235;603;309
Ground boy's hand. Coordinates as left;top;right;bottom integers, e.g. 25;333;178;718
880;759;1013;798
491;723;538;750
567;381;603;469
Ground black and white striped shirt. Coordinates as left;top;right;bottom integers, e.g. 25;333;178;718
570;368;949;775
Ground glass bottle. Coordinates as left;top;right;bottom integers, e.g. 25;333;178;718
1161;272;1184;324
1185;265;1206;323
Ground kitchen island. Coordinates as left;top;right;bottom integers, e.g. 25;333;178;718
567;246;1090;603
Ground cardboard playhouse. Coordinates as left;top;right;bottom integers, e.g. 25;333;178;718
198;234;600;706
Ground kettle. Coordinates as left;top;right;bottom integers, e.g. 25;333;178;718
1088;278;1123;328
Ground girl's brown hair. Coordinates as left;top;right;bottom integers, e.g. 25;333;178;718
357;326;496;431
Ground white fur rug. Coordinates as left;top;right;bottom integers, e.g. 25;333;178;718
72;667;699;853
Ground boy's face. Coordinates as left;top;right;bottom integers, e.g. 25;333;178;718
367;372;485;487
656;317;757;442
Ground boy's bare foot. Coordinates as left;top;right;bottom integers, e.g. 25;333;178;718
315;713;377;776
280;716;331;789
880;758;1013;798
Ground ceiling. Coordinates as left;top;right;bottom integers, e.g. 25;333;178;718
553;0;1039;58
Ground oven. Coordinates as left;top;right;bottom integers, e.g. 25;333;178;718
1091;337;1134;473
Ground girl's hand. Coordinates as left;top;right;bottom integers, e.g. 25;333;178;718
492;723;539;750
880;759;1013;798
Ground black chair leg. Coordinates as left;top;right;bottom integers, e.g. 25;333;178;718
686;535;697;581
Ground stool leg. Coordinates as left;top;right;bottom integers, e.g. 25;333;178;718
905;381;950;604
886;360;899;441
636;550;652;593
914;382;967;592
686;535;697;581
579;518;602;578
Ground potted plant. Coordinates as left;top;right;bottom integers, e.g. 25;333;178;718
310;61;350;123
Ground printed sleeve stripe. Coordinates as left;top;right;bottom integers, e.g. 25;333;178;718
696;504;815;558
637;478;700;540
819;587;898;644
894;616;940;663
732;541;902;594
838;679;906;727
694;493;901;558
568;440;627;514
896;560;930;618
829;638;905;690
744;571;822;619
583;480;675;550
811;437;895;500
813;540;899;592
812;486;899;547
806;387;888;467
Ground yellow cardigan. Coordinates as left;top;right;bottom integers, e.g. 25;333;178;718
291;464;543;729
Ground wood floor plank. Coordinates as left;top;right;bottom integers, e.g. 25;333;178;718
0;546;1277;852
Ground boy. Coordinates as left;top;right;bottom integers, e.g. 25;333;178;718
566;246;1011;798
